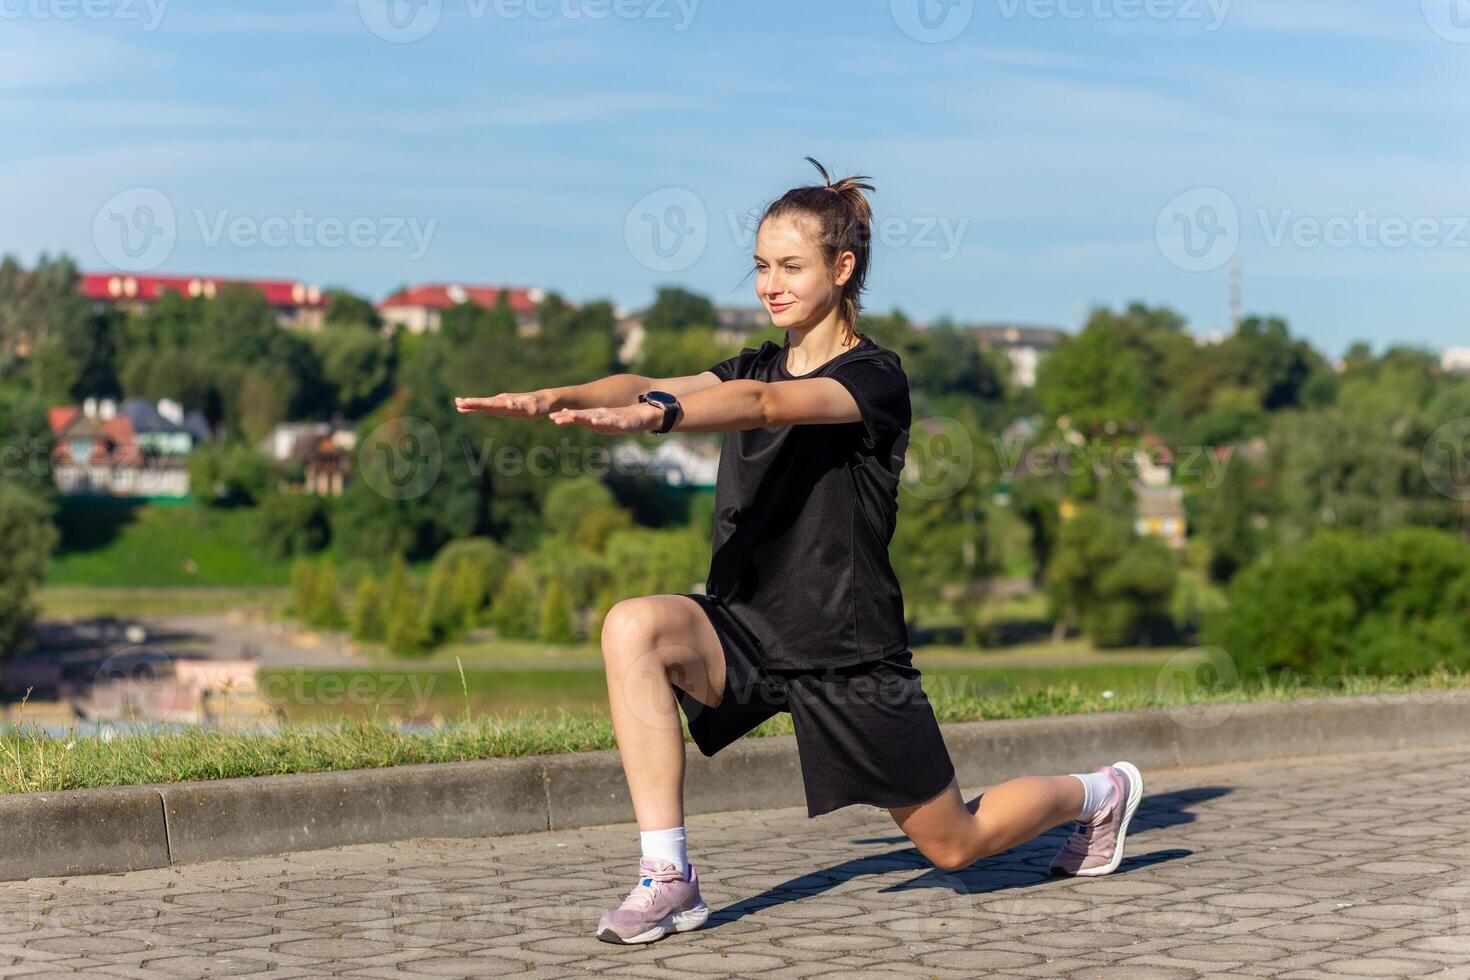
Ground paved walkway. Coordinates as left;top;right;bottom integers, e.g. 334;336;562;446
1;744;1468;978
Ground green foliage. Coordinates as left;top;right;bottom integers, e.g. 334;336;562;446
641;286;717;333
0;484;59;659
0;385;54;502
383;555;430;657
324;289;381;330
1208;527;1470;678
187;441;274;507
313;326;395;418
252;492;331;559
350;575;387;643
1047;502;1178;647
1036;325;1149;433
632;326;732;379
543;477;634;552
537;576;576;643
1192;453;1264;583
600;526;707;601
489;564;540;640
309;556;346;630
287;557;317;622
0;255;115;402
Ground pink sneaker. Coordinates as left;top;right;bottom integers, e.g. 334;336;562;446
595;857;711;945
1049;761;1144;877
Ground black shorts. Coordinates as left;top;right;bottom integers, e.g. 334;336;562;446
674;593;957;818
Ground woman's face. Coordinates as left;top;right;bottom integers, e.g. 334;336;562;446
754;213;853;330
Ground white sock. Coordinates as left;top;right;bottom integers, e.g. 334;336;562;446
1069;771;1117;824
639;826;689;879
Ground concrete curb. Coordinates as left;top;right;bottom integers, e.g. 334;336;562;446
3;689;1468;881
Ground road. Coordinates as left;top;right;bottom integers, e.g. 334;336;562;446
0;744;1467;977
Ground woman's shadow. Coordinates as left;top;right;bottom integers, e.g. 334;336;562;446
702;783;1225;929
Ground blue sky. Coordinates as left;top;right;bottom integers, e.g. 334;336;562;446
2;0;1467;358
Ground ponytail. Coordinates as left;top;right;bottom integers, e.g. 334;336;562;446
761;157;875;335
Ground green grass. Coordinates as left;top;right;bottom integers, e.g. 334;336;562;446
3;665;1466;795
259;660;1171;724
47;500;293;588
38;587;289;619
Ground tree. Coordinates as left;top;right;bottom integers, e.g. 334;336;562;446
632;326;732;379
1046;501;1178;647
641;286;716;333
324;289;381;331
538;576;576;643
350;575;387;642
309;556;346;630
314;327;394;419
252;491;331;559
287;558;318;622
1035;326;1149;434
0;484;58;660
1208;527;1470;678
489;564;539;640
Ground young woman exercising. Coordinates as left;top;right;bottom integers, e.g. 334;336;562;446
455;158;1144;946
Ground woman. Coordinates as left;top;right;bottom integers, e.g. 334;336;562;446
455;158;1144;946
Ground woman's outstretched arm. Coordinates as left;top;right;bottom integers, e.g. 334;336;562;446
455;371;722;419
545;377;865;436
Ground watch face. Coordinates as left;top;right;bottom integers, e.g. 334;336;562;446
646;391;675;407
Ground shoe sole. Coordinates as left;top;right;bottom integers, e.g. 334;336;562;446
596;901;710;945
1067;761;1144;877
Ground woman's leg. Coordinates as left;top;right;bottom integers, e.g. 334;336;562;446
599;595;727;830
889;773;1085;872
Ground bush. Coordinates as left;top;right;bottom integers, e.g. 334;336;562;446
1046;504;1179;648
287;557;317;621
538;577;576;643
383;557;430;657
253;492;330;559
309;556;346;631
489;563;539;640
1206;526;1470;679
350;576;387;642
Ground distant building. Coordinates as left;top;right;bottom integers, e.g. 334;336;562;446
262;422;357;497
716;306;771;344
1443;347;1470;374
48;396;207;498
1134;483;1187;549
611;438;719;490
613;305;771;367
377;284;549;337
81;273;327;331
967;323;1068;388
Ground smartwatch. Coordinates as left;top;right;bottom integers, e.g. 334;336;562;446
637;390;681;434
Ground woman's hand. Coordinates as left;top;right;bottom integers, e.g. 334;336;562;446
454;391;553;419
549;403;662;435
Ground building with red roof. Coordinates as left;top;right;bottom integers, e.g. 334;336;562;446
377;283;551;336
48;397;207;498
80;273;327;332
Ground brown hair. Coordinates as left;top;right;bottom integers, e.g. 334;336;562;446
760;157;875;336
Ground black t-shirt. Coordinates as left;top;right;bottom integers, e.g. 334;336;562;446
702;333;911;670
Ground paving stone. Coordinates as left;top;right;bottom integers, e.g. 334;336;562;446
2;743;1469;976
